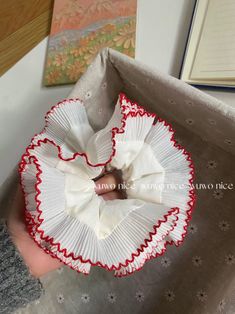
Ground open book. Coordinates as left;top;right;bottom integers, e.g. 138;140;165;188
180;0;235;88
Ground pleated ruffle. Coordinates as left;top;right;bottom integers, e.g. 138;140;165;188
19;93;196;276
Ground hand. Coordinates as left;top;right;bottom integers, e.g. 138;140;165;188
95;169;125;200
7;171;123;278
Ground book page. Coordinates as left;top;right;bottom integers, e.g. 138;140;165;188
190;0;235;80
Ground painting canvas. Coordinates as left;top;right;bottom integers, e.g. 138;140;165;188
44;0;137;86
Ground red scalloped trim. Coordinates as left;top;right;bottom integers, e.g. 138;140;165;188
154;116;196;247
115;247;167;278
117;100;197;277
24;196;178;276
19;92;196;276
25;212;90;275
115;215;180;277
24;93;155;168
20;150;179;271
116;116;197;277
30;98;83;143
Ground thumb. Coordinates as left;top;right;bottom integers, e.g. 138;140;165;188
9;184;25;224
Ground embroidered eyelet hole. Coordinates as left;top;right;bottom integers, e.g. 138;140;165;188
185;99;194;106
168;99;176;105
208;118;216;125
224;139;232;145
42;241;51;250
81;294;90;303
225;254;235;265
218;220;230;231
102;82;107;89
213;189;224;199
107;293;117;303
57;293;64;304
189;223;198;234
85;90;92;99
186;118;194;125
135;291;145;302
164;290;175;302
207;160;217;169
174;137;183;145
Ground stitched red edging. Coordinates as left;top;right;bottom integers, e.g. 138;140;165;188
24;93;155;168
21;170;169;278
115;246;167;278
19;93;176;271
116;116;197;277
20;151;179;271
154;116;197;247
114;214;180;277
24;199;179;276
26;213;90;275
19;174;90;275
29;98;83;145
19;92;196;275
115;106;197;277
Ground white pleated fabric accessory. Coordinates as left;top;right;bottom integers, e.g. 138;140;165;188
19;93;196;277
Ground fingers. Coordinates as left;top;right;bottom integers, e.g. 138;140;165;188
9;184;25;222
95;172;122;195
101;191;125;201
7;184;26;234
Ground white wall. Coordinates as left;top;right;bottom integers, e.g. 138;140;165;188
0;41;71;187
136;0;196;76
0;0;234;188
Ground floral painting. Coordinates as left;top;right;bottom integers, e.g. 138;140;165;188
44;0;137;86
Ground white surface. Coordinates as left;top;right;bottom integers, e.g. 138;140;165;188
0;40;71;186
0;0;234;187
136;0;196;76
